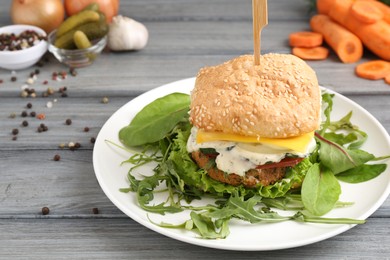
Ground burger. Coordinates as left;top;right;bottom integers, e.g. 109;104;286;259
182;53;321;197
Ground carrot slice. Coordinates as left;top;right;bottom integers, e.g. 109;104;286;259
385;74;390;85
289;31;323;47
351;1;384;24
369;0;390;24
355;60;390;80
292;46;329;60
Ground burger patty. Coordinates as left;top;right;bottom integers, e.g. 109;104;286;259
191;151;287;188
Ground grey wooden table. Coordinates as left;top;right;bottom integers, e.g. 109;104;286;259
1;0;390;259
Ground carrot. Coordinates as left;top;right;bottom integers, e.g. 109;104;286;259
317;0;384;18
292;46;329;60
355;60;390;80
328;0;354;25
328;0;390;61
385;74;390;84
351;1;384;24
310;14;363;63
289;31;323;47
316;0;337;14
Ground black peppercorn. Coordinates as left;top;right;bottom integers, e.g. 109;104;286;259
41;207;50;215
53;154;61;161
26;103;32;109
11;76;17;82
65;119;72;125
12;128;19;135
21;111;28;117
92;208;99;214
90;137;96;143
84;127;90;132
30;111;36;117
22;120;28;127
37;123;48;133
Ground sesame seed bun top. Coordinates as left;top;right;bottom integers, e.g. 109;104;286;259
189;53;321;138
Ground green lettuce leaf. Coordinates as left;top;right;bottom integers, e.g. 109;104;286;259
167;124;313;199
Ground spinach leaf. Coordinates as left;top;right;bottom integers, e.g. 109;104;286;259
119;93;190;147
316;132;376;175
347;149;375;167
315;133;357;174
301;164;341;216
336;164;387;183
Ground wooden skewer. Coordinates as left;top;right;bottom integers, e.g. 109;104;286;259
252;0;268;66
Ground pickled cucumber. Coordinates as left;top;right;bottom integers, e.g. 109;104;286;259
54;21;108;49
73;31;92;49
56;10;100;38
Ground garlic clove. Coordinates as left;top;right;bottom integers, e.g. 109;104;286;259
108;15;149;51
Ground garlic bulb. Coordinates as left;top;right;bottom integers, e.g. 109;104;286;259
108;15;148;51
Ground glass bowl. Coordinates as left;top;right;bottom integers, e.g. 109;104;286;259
47;29;107;68
0;25;48;70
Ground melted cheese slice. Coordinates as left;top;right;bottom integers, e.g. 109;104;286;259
196;130;314;153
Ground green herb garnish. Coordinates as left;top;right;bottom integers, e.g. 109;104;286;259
113;91;389;239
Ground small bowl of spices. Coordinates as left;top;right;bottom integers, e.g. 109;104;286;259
0;25;48;70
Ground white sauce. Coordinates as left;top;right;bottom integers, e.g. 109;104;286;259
187;127;316;176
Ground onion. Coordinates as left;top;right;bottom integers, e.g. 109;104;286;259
64;0;119;23
11;0;65;34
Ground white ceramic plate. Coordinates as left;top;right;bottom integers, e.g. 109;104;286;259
93;78;390;251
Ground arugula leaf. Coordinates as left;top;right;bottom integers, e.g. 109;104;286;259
323;132;358;146
326;111;368;149
205;193;290;223
261;194;305;211
301;164;341;216
319;92;334;135
189;212;230;239
119;93;190;147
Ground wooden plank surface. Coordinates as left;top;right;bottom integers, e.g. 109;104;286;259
1;0;390;258
0;218;389;259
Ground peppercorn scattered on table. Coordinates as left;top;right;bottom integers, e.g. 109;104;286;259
0;0;390;258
